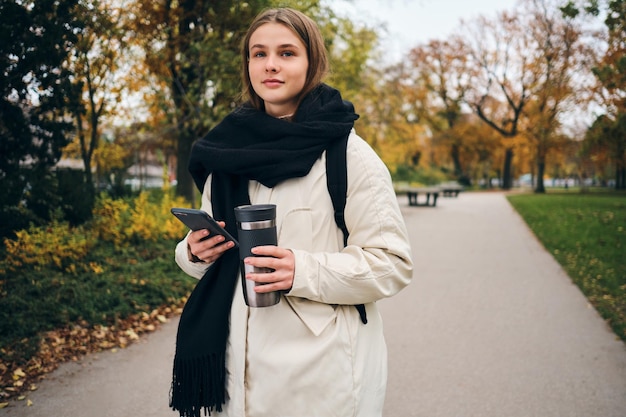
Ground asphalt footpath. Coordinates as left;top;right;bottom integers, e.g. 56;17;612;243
3;192;626;417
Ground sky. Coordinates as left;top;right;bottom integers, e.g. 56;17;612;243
330;0;520;61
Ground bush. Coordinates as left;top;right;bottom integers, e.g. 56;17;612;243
0;189;196;366
91;191;189;246
56;168;95;226
2;219;92;273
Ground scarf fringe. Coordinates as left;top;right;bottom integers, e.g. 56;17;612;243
170;353;225;417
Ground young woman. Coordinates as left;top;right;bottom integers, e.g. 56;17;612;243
172;8;413;417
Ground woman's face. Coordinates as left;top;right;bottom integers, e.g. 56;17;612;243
248;22;309;118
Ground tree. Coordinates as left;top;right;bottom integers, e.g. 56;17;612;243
321;9;414;168
362;65;429;175
461;9;533;190
523;0;591;192
64;0;130;197
583;114;626;187
406;38;474;185
325;16;379;97
128;0;271;203
566;0;626;188
0;0;82;236
462;0;592;192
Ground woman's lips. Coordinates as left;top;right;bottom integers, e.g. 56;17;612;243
262;79;284;87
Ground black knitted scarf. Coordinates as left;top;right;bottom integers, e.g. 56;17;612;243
170;84;358;417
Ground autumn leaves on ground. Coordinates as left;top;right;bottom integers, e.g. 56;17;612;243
0;302;184;408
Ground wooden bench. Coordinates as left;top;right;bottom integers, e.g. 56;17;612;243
405;187;441;207
439;183;463;197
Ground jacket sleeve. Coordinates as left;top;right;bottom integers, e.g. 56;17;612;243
288;133;413;305
174;176;214;279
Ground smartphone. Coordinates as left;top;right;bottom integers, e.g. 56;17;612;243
171;207;238;247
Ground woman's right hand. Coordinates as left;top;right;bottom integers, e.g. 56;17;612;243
187;222;236;263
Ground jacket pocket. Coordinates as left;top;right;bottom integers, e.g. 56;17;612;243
284;296;337;336
278;207;313;251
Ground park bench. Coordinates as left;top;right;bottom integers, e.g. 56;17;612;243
439;182;463;197
405;186;441;207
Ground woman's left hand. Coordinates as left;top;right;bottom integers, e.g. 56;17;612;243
244;246;295;293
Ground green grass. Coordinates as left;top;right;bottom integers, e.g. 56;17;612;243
0;239;196;365
507;192;626;341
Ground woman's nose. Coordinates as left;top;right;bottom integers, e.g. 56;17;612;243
265;55;278;73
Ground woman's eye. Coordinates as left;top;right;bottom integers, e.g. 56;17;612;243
281;51;294;57
252;51;265;58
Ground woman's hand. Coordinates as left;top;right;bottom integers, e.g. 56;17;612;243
244;246;295;293
187;221;236;264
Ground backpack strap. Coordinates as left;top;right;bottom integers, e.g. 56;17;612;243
326;134;350;247
326;130;368;325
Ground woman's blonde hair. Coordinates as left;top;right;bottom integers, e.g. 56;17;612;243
241;8;329;111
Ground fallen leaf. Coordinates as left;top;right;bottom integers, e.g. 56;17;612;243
92;330;106;339
118;336;128;348
0;402;9;409
99;341;115;349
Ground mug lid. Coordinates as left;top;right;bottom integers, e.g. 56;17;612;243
234;204;276;222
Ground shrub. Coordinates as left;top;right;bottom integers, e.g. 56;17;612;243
0;189;197;368
91;194;132;247
2;219;93;273
125;191;189;243
91;191;189;247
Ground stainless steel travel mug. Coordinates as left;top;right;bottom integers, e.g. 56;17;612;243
234;204;280;307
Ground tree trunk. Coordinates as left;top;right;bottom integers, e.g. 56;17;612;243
176;126;196;204
535;158;546;193
75;111;96;197
451;143;462;177
84;117;98;196
534;141;547;193
617;166;626;190
502;148;514;190
171;0;202;204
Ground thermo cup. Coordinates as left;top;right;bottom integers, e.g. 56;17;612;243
234;204;280;307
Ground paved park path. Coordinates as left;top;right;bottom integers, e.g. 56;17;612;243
3;192;626;416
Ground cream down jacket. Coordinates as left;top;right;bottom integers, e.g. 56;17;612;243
175;130;413;417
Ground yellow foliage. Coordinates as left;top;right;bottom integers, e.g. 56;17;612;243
91;191;189;246
91;196;132;247
3;221;93;273
94;141;130;172
125;192;189;242
2;191;192;273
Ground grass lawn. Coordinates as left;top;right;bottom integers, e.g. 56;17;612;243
507;191;626;342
